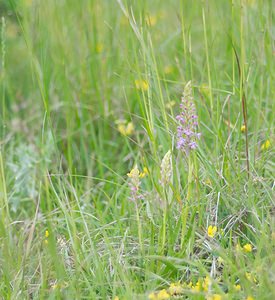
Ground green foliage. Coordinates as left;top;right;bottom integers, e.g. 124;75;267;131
0;0;274;299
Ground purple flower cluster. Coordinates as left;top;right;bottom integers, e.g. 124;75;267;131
129;185;144;202
176;82;201;154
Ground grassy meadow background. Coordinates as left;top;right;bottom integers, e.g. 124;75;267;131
0;0;274;299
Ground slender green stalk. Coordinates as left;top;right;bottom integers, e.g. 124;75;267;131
181;155;193;249
135;202;143;254
1;17;6;141
0;152;10;222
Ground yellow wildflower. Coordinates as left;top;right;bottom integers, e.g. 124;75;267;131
182;281;192;289
119;123;130;135
145;15;157;26
156;289;170;299
127;165;140;179
139;167;149;178
117;124;126;135
192;280;202;292
96;43;104;53
187;282;193;288
246;296;254;300
234;284;241;291
148;289;170;300
245;272;257;283
117;121;134;136
143;167;149;174
245;272;252;281
44;230;49;244
113;297;119;300
148;292;157;300
207;225;217;238
241;124;246;133
243;243;252;253
135;79;149;91
168;282;183;295
125;122;134;135
261;139;271;151
206;294;223;300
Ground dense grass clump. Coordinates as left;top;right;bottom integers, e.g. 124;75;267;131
0;0;274;299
